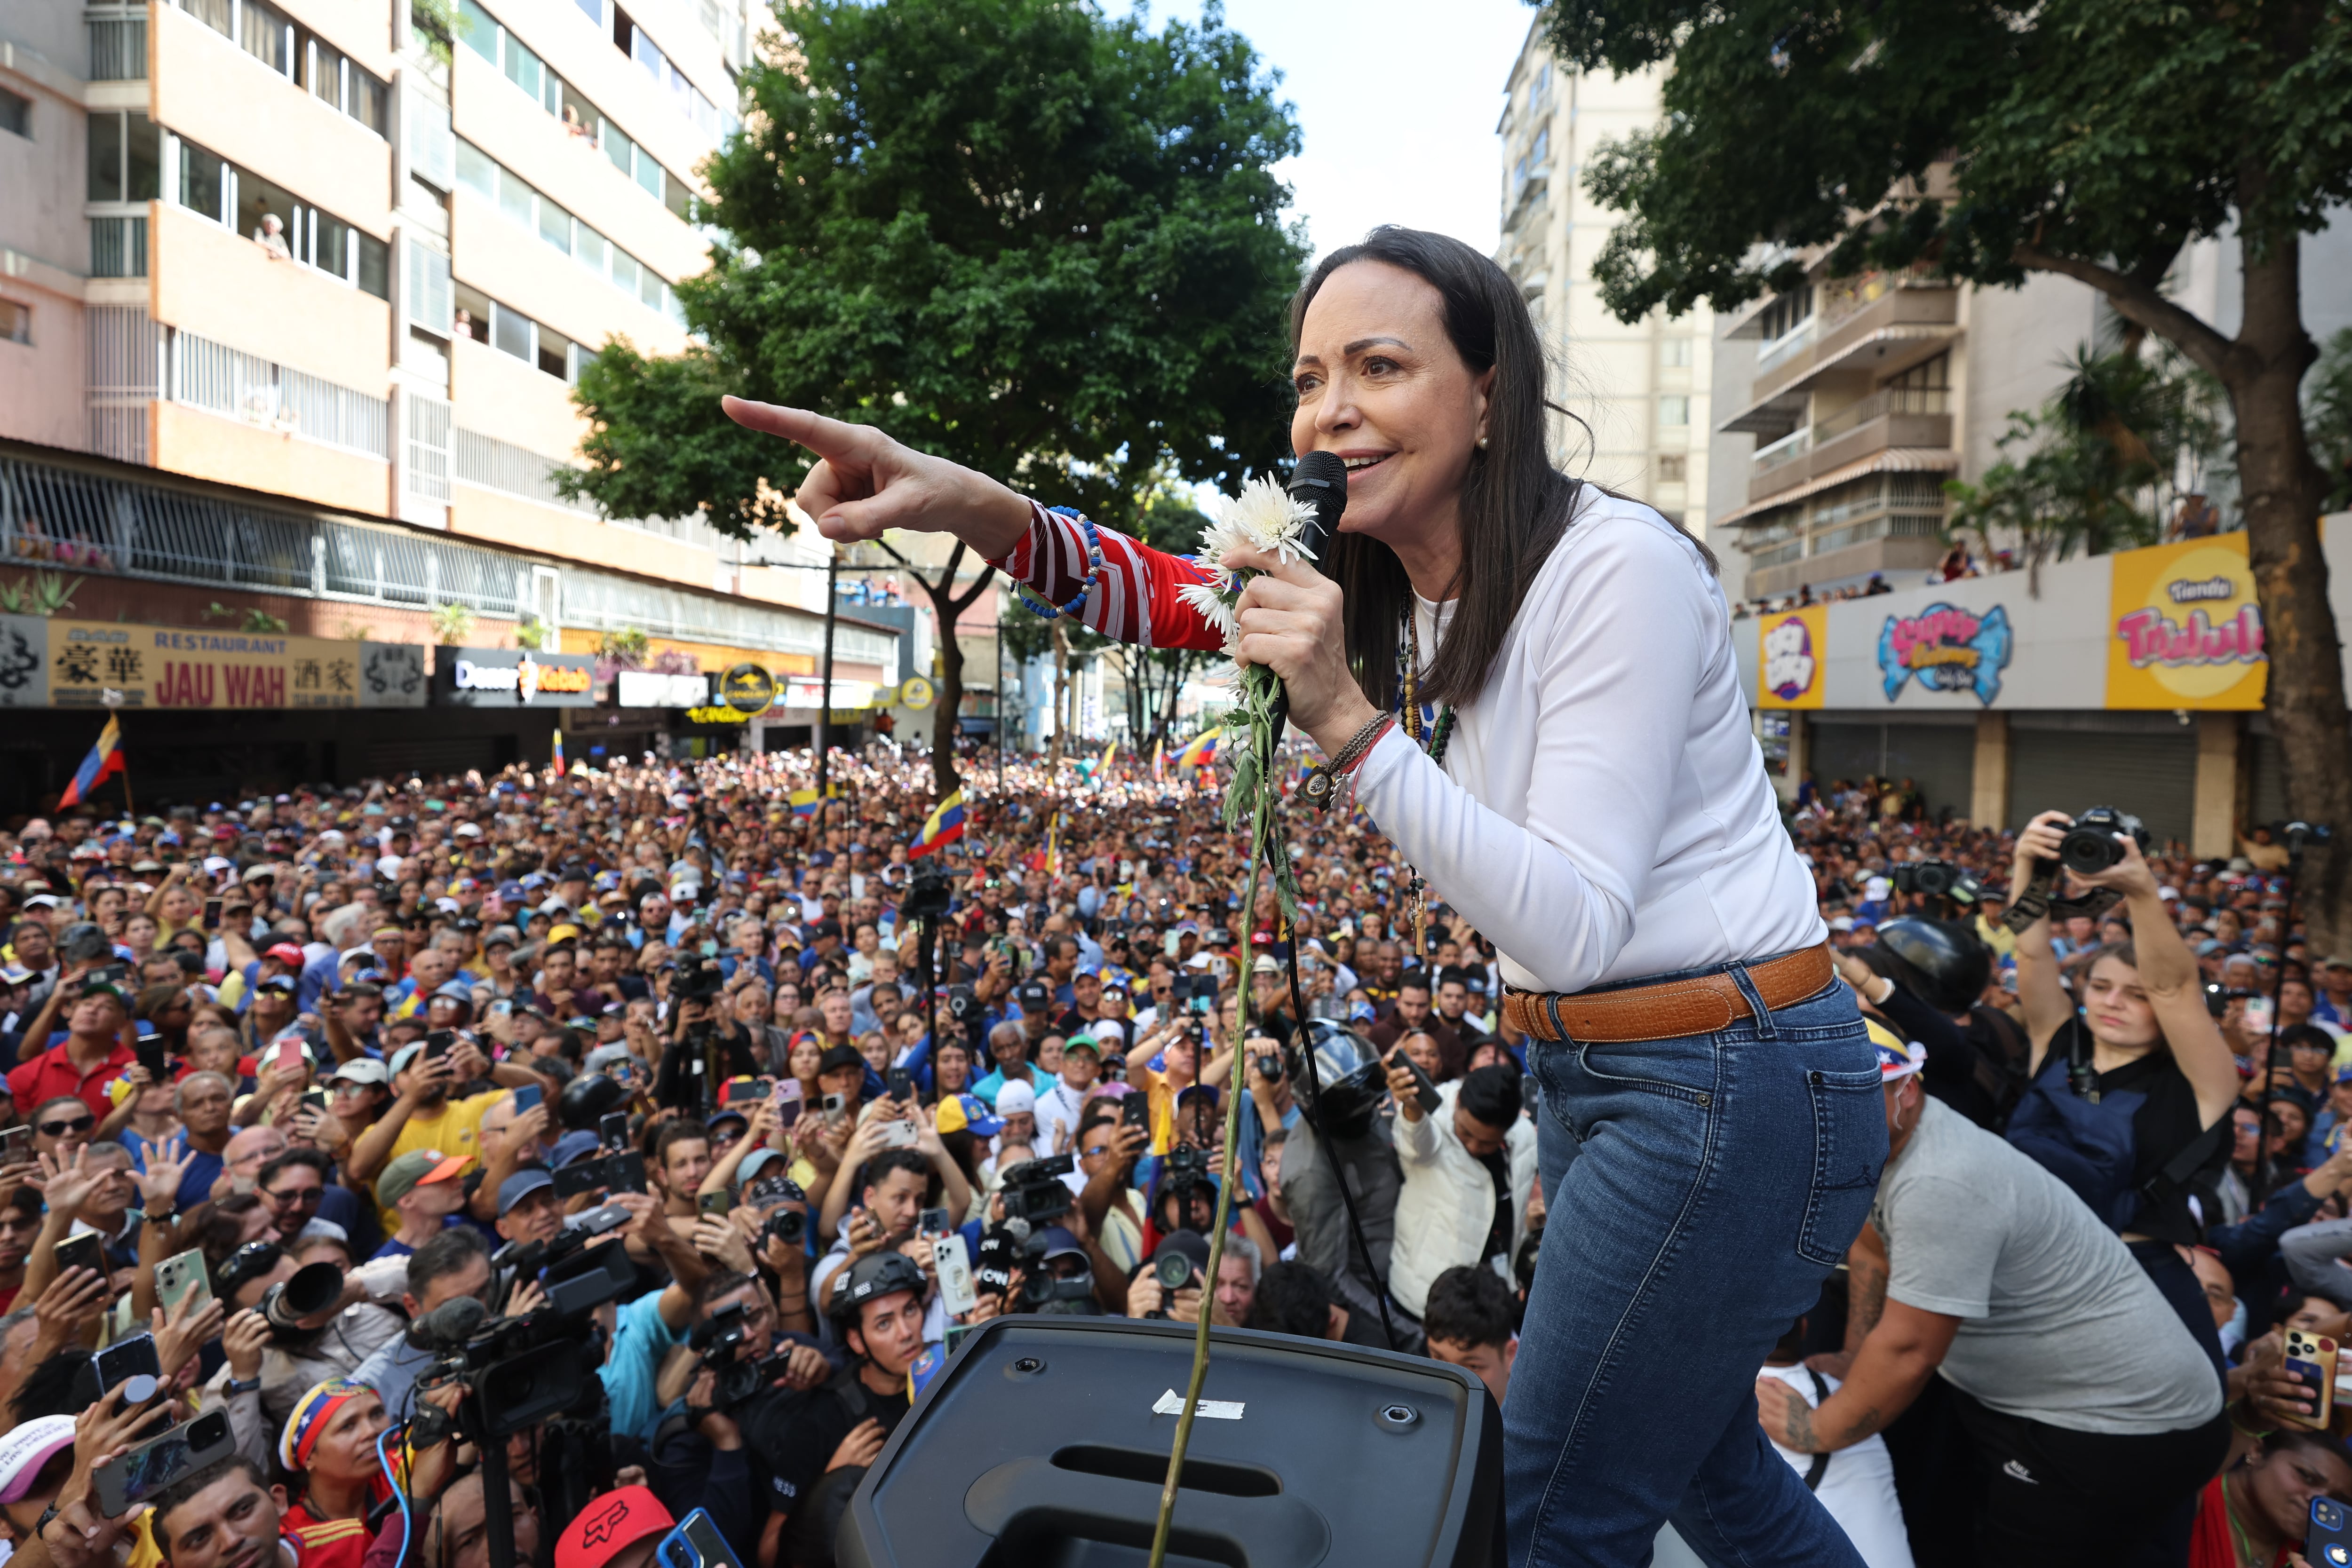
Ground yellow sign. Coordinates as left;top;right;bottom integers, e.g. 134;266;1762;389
721;663;777;714
1756;606;1827;709
898;675;936;711
2105;534;2266;709
685;705;753;725
46;621;424;709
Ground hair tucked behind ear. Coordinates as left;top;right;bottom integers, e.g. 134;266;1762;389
1293;227;1676;711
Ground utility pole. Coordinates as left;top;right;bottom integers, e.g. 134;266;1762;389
816;545;839;800
995;614;1005;790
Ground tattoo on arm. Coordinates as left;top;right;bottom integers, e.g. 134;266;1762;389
1845;1260;1889;1354
1782;1401;1818;1452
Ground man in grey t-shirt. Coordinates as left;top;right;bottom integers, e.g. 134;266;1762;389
1753;1033;2227;1565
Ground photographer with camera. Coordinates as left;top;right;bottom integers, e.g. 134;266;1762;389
2005;809;2239;1375
204;1238;406;1431
744;1251;928;1567
652;976;760;1115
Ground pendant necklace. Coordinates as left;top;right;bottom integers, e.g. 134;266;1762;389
1399;604;1454;962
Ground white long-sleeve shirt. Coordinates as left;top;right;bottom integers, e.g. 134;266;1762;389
998;491;1822;996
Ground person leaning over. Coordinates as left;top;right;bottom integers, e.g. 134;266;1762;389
1385;1061;1535;1322
1755;1030;2227;1567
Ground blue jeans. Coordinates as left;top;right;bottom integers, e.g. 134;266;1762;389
1508;966;1886;1568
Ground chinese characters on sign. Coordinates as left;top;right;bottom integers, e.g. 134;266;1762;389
32;622;424;709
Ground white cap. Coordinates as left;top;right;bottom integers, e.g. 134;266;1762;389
996;1079;1037;1116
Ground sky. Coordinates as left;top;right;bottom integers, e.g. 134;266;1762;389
1144;0;1540;260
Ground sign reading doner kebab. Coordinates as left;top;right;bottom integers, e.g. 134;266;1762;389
721;663;776;714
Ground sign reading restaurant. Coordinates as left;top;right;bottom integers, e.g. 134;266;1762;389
0;616;425;709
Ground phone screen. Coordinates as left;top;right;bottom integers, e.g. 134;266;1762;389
0;1124;32;1162
95;1410;233;1518
512;1083;543;1114
56;1233;105;1278
95;1332;162;1391
655;1511;745;1568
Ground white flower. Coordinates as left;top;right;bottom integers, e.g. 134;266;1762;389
1201;476;1318;569
1176;578;1239;642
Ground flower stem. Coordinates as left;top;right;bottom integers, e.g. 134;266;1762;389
1145;742;1270;1568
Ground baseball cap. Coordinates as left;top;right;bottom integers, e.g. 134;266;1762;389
1016;980;1051;1012
554;1486;675;1568
583;1043;637;1077
1868;1018;1926;1083
0;1414;78;1504
551;1130;604;1168
328;1058;391;1087
934;1093;1003;1139
1250;953;1280;976
1062;1032;1102;1057
265;942;307;966
497;1168;556;1216
996;1079;1037;1117
818;1045;865;1077
375;1149;469;1208
1034;1225;1086;1265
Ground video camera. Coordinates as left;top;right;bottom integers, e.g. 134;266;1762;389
1890;859;1982;904
674;954;726;1003
410;1209;638;1442
1159;1143;1214;1205
996;1154;1074;1227
900;867;954;924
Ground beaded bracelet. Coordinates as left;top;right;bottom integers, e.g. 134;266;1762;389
1013;506;1107;620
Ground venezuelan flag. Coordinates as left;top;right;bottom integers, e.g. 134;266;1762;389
789;788;820;817
910;789;965;858
1151;737;1164;781
548;730;565;777
57;715;125;808
1174;727;1220;770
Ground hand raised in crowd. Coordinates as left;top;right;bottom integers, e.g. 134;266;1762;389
39;1143;107;1215
401;1050;458;1104
692;1214;755;1273
222;1306;272;1383
137;1135;193;1216
151;1291;226;1386
33;1266;111;1357
844;1205;887;1260
289;1102;349;1155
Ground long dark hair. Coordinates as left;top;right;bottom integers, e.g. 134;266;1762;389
1290;227;1585;711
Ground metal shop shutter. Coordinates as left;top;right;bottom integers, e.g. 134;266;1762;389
1806;721;1978;820
2007;728;2199;847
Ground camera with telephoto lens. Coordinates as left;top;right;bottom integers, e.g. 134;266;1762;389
1159;1143;1213;1204
1890;859;1982;904
2058;807;2150;875
1153;1250;1198;1292
259;1261;344;1342
997;1154;1075;1226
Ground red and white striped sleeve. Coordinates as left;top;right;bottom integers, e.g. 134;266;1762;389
989;499;1231;653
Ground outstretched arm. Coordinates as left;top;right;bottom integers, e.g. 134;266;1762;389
722;399;1229;653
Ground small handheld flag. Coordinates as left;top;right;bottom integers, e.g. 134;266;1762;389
910;789;965;858
789;788;820;817
548;730;565;778
57;715;125;808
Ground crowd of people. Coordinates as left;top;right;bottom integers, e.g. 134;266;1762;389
0;743;2342;1567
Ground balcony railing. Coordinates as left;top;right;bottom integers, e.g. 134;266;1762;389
1812;386;1950;443
1752;426;1812;476
1755;314;1818;375
87;14;145;78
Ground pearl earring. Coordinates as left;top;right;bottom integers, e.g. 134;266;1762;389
1477;435;1488;449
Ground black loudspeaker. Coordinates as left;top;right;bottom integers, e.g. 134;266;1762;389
837;1315;1504;1568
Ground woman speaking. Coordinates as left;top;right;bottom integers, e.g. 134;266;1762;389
724;227;1883;1568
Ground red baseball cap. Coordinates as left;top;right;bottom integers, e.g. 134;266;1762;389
265;942;307;966
555;1486;673;1568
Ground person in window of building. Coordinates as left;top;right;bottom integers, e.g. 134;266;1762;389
2003;810;2239;1375
253;213;292;261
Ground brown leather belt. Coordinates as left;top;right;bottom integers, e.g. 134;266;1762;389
1502;942;1836;1045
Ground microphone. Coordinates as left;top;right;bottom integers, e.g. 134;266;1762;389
405;1294;487;1351
1268;451;1350;751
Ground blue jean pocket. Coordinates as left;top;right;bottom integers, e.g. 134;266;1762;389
1797;1065;1887;1266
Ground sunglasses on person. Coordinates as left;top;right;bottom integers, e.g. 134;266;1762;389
38;1114;96;1137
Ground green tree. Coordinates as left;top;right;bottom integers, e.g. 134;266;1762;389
1947;346;2227;590
564;0;1306;796
1551;0;2352;942
2312;328;2352;513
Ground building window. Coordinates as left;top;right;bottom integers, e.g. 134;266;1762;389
492;300;533;362
0;87;29;139
1659;395;1690;428
1890;352;1950;392
1657;454;1687;483
453;281;493;343
537;322;575;380
1661;337;1692;368
87;111;162;202
0;300;29;344
176;137;226;222
454;136;682;323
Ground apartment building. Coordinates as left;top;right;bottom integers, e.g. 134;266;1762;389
1494;24;1712;530
0;0;904;798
